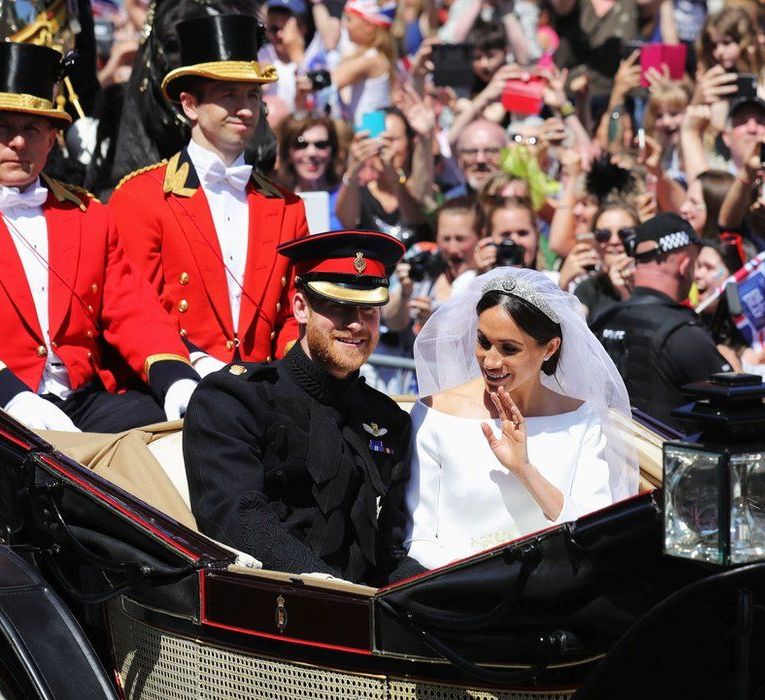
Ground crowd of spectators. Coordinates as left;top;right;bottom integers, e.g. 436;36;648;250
34;0;765;395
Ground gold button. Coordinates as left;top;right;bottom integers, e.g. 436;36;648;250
266;355;272;362
87;351;92;359
281;276;287;287
270;331;276;340
50;340;57;348
86;330;94;339
87;304;94;313
91;283;98;294
275;302;281;313
36;345;47;357
225;340;234;351
179;272;190;285
179;328;187;338
178;299;189;313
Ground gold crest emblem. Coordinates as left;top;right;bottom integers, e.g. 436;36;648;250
353;251;367;274
363;422;388;437
229;364;247;375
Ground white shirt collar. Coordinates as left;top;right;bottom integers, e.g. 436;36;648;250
186;139;246;182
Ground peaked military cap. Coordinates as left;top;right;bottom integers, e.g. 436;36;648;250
277;230;405;306
162;15;278;102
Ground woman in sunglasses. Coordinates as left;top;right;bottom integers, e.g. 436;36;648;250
275;116;342;230
572;200;640;322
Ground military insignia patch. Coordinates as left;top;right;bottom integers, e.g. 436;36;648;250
363;422;387;437
229;365;247;375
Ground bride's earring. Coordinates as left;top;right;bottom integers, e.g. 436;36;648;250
543;355;551;361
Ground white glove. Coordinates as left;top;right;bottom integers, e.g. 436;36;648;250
163;379;198;421
190;352;227;378
4;391;80;432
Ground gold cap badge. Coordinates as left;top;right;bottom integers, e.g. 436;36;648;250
229;365;247;375
353;251;367;274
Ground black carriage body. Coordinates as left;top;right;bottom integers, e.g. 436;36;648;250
0;412;762;699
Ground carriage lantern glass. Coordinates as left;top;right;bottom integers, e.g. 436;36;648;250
663;373;765;566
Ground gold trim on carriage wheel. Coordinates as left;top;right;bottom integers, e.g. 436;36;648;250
160;14;278;102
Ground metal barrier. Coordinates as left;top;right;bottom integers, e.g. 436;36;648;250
361;354;417;396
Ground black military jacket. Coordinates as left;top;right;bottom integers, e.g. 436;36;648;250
183;343;423;585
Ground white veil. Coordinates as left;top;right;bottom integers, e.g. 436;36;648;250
413;267;639;502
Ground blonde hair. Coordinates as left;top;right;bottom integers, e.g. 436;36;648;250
644;83;691;133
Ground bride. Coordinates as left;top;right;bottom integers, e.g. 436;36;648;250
405;267;638;569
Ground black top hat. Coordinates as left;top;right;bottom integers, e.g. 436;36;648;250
0;42;71;124
161;15;277;102
629;212;704;262
278;230;406;306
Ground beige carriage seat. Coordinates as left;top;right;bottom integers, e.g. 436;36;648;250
36;423;261;570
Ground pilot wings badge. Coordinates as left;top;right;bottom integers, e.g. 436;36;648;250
363;422;388;437
364;422;394;454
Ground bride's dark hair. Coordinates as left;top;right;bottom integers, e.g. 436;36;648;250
476;291;562;376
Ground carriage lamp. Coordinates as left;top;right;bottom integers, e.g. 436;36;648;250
663;372;765;566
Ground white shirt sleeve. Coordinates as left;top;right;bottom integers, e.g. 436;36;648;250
553;410;613;524
404;403;448;569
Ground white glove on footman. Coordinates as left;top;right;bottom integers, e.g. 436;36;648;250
163;379;198;421
4;391;80;432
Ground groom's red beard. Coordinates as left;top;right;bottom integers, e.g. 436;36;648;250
306;324;378;375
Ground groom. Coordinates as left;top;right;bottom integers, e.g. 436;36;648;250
182;230;424;585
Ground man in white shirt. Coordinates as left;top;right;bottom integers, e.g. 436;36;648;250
110;14;309;375
0;41;199;432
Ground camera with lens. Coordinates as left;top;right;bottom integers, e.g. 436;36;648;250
306;69;332;91
494;240;526;267
407;250;447;282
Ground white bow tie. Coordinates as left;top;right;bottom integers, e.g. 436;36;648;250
0;183;48;211
203;161;252;192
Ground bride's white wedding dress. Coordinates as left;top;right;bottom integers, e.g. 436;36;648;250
404;399;612;569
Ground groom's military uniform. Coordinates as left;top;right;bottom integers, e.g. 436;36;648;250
183;231;424;585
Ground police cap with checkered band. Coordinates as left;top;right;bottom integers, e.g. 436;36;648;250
277;230;405;306
627;212;704;263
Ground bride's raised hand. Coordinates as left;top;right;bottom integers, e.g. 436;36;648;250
481;387;530;475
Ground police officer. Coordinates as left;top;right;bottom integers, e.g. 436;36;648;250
591;213;730;431
183;230;424;585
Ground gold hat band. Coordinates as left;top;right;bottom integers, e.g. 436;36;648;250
0;92;71;124
162;60;279;101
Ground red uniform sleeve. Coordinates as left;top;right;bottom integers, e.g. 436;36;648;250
98;208;190;381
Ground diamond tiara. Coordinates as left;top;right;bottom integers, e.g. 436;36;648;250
480;276;560;323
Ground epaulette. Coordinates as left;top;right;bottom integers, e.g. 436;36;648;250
115;160;168;190
224;362;278;381
40;173;97;211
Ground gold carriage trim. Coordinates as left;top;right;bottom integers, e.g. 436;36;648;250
144;353;192;378
161;60;279;100
0;92;71;124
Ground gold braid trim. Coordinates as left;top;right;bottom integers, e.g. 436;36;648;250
116;160;167;190
162;153;197;198
144;353;192;377
40;173;92;211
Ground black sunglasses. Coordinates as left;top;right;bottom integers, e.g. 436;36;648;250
593;227;635;244
293;136;331;151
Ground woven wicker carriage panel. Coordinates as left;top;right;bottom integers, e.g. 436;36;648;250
107;601;574;700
